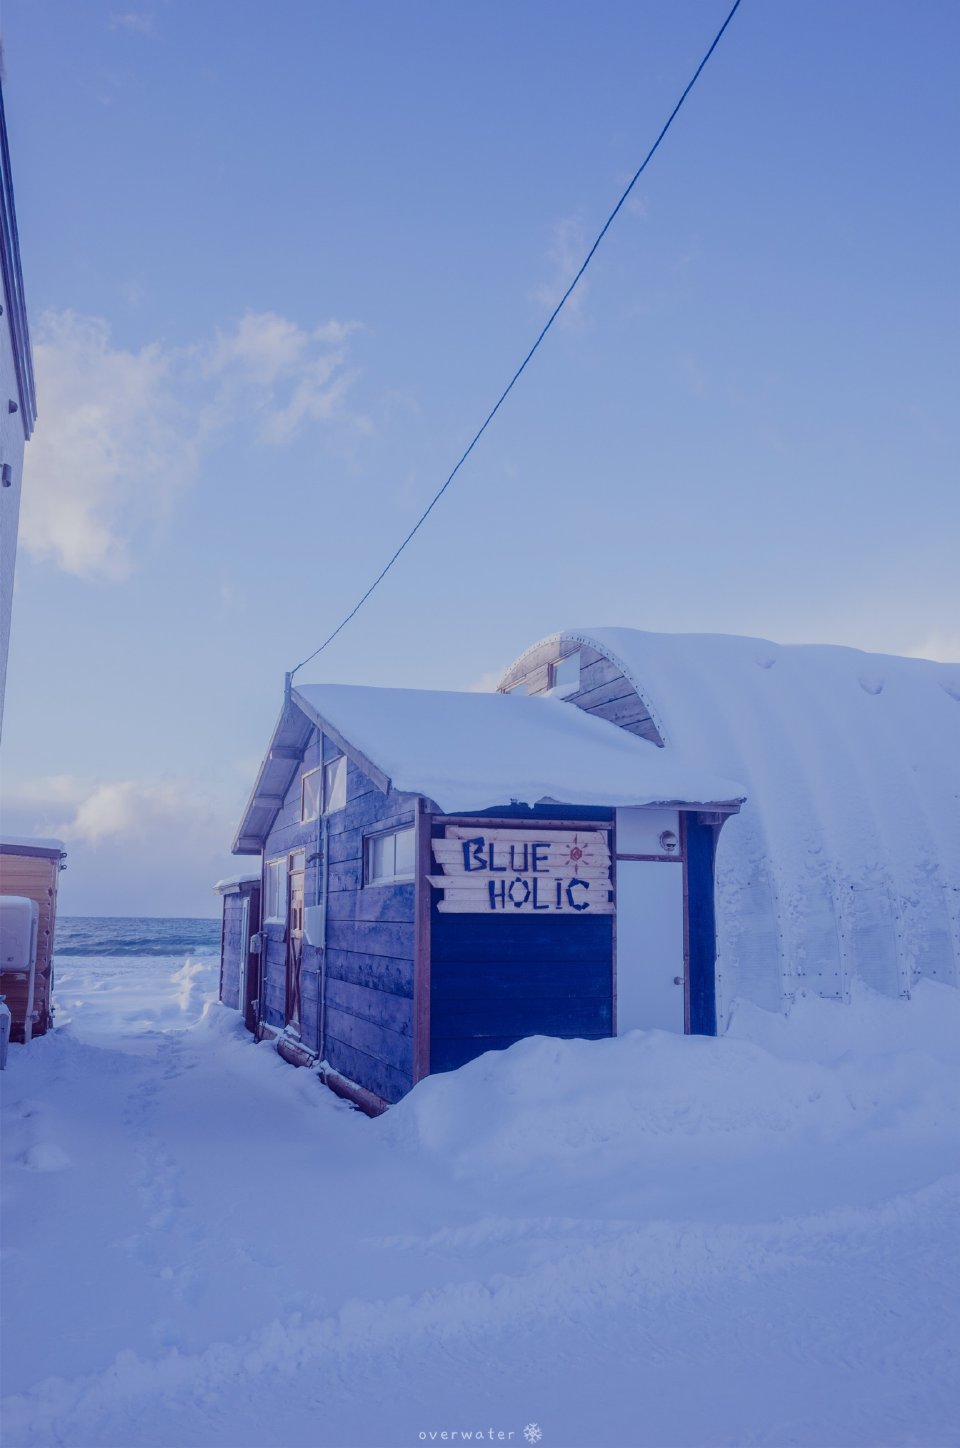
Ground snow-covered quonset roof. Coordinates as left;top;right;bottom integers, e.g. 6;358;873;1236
514;628;960;1019
233;683;744;852
0;835;66;856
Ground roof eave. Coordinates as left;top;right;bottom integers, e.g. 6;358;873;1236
230;698;315;855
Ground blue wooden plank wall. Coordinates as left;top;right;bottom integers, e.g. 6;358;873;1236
430;819;614;1075
219;894;244;1010
323;756;416;1103
259;728;416;1103
686;819;718;1035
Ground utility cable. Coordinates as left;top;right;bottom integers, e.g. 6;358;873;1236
291;0;743;678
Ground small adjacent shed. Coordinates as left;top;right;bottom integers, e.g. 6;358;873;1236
231;683;742;1111
499;629;960;1022
0;836;66;1040
214;872;261;1033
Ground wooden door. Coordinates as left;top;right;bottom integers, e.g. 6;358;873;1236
285;856;305;1035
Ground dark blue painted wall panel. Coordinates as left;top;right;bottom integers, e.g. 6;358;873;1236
429;821;614;1075
686;819;718;1036
431;1029;609;1075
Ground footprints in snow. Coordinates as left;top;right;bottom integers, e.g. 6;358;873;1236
119;1035;209;1306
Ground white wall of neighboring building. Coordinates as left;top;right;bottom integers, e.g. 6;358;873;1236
0;265;27;739
0;82;36;742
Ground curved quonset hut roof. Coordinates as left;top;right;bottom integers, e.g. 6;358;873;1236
501;629;960;1021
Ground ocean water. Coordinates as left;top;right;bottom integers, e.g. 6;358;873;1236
55;916;220;959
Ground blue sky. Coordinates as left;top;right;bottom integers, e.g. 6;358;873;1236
2;0;958;915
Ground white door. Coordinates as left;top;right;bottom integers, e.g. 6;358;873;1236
616;860;685;1033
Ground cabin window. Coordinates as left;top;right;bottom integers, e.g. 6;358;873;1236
365;826;415;885
552;651;581;696
323;755;347;813
505;680;528;695
301;768;322;823
264;857;288;922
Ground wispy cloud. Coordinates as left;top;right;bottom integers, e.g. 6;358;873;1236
108;12;155;36
906;633;960;664
199;313;366;445
24;312;195;579
23;309;364;580
5;773;230;848
3;773;238;915
533;217;591;325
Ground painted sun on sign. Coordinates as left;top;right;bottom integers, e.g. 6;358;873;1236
555;835;599;876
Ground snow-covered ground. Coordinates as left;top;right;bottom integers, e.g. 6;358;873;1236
2;956;959;1448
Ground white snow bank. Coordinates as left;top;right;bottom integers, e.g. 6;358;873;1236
52;955;219;1040
3;959;959;1448
382;982;960;1190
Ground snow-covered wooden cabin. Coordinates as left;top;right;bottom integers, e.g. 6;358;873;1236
500;630;960;1024
214;871;261;1034
230;682;743;1111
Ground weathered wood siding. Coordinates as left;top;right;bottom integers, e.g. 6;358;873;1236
324;761;416;1104
259;729;417;1104
219;893;245;1010
499;639;663;744
429;816;614;1073
0;846;61;1039
218;882;260;1025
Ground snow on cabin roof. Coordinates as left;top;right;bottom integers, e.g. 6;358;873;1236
520;628;960;1016
291;683;744;815
213;872;260;894
233;683;744;852
300;682;745;811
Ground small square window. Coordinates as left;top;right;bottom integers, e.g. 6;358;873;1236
365;827;416;885
264;857;288;921
301;768;322;823
323;755;346;813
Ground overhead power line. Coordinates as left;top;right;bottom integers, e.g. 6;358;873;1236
291;0;743;678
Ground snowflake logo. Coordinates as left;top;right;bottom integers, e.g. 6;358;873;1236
523;1427;542;1446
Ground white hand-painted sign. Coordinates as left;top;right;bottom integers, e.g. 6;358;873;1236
429;826;613;915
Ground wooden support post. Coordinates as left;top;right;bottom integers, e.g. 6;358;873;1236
413;798;433;1083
